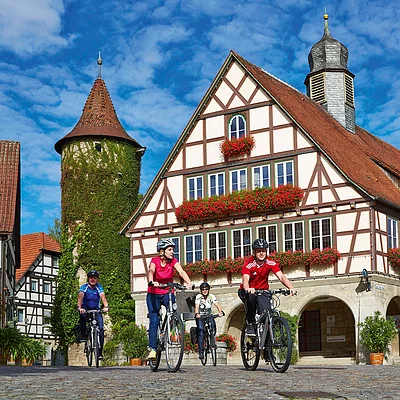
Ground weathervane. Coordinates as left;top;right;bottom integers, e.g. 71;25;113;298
97;51;102;79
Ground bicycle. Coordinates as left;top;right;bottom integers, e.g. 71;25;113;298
83;309;104;368
148;282;186;373
241;288;293;373
198;307;224;367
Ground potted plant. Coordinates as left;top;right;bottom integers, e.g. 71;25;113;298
359;311;397;364
0;327;22;364
119;323;148;365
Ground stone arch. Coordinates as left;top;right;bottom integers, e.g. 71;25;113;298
386;296;400;359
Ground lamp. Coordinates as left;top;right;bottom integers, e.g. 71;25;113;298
361;268;371;292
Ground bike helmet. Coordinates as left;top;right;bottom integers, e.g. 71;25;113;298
156;238;176;252
200;282;210;291
252;238;268;250
87;270;100;278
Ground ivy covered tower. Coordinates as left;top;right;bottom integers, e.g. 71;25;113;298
53;55;144;354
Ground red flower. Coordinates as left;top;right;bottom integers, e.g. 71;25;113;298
388;248;400;268
220;136;255;158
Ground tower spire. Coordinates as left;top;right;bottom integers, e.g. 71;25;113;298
323;10;331;37
97;51;102;79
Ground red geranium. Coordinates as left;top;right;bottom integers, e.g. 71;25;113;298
388;248;400;268
220;135;255;158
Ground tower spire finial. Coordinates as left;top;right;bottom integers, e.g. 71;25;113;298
97;51;103;79
323;9;330;37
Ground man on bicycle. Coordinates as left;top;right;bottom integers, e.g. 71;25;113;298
146;238;192;360
78;269;109;360
195;282;224;360
238;238;296;336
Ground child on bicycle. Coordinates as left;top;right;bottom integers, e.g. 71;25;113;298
195;282;224;359
146;238;192;360
238;238;296;336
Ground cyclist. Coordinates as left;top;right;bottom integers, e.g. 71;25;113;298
147;238;192;360
195;282;224;360
238;238;296;336
77;269;109;360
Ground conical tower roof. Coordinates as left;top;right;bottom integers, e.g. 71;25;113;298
55;62;142;154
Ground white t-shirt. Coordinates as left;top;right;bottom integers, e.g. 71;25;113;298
195;293;218;313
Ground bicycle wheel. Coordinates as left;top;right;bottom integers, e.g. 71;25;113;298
240;324;260;371
85;335;92;367
268;316;292;373
200;335;207;366
165;314;184;372
93;328;100;368
210;332;217;366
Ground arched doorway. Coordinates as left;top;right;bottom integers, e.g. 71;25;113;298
299;296;356;358
224;302;245;360
387;297;400;358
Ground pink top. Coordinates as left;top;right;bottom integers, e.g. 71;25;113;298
147;256;178;295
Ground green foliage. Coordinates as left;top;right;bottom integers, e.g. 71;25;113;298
52;138;141;363
47;217;62;243
359;311;397;354
0;327;22;358
119;323;148;359
216;333;237;352
281;312;300;364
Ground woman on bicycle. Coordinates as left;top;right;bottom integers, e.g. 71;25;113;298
238;238;296;336
195;282;224;359
146;238;192;360
77;269;109;360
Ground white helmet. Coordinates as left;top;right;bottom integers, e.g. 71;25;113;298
157;238;175;252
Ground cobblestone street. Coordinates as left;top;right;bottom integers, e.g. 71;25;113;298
1;363;400;399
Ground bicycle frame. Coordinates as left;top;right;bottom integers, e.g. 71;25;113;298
84;309;103;368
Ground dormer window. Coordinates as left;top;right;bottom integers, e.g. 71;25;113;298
229;115;246;139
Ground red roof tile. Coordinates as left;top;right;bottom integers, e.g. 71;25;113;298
233;51;400;208
0;141;20;234
55;78;141;153
17;232;60;282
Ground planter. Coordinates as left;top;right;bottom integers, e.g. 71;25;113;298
369;353;384;365
129;357;142;366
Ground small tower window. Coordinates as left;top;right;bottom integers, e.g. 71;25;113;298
229;115;246;139
94;142;102;152
310;73;326;103
344;74;354;107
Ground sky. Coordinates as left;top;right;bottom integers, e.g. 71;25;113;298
0;0;399;235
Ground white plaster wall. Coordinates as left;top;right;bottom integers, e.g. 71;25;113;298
154;213;165;227
251;89;271;104
142;238;157;255
322;189;336;203
43;254;52;265
215;81;233;105
337;212;356;232
358;211;370;230
298;153;317;189
168;175;183;206
252;131;270;157
134;214;154;229
186;120;203;143
169;151;183;172
297;130;312;149
306;191;319;205
229;96;245;108
133;276;148;293
132;258;147;275
167;211;178;225
354;233;370;252
377;211;387;231
186;144;204;168
337;235;352;254
206;115;225;139
144;184;163;212
226;62;245;87
321;158;345;185
204;98;223;114
272;105;290;126
240;77;257;101
249;106;269;131
273;127;293;153
206;140;224;165
336;186;361;201
376;232;383;253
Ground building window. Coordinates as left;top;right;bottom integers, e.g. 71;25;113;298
17;308;25;324
185;234;202;264
229;115;246;139
43;309;51;326
230;169;247;192
53;256;59;267
257;225;277;254
31;280;38;292
169;237;180;262
188;176;203;200
232;228;252;258
208;232;227;261
284;222;304;251
209;172;225;197
276;161;293;186
388;217;398;249
44;281;51;294
310;218;332;250
253;165;270;189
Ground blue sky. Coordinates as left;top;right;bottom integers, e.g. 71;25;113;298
0;0;399;235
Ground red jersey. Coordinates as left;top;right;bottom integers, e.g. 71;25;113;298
240;256;281;290
147;256;178;295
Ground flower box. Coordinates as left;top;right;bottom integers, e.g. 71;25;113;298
220;135;255;158
388;248;400;268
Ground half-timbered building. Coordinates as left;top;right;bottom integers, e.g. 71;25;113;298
0;140;21;328
121;15;400;364
14;232;60;364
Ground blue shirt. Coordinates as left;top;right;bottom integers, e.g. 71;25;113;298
79;283;104;310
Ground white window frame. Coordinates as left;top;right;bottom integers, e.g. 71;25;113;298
43;281;51;294
31;280;38;292
257;224;278;254
43;309;51;326
185;234;203;264
252;165;270;189
232;228;252;258
187;176;203;200
230;168;247;192
275;160;294;187
283;221;304;251
388;217;398;249
310;218;332;250
53;256;59;267
229;114;246;140
208;231;227;261
208;172;225;197
170;237;180;262
17;308;25;324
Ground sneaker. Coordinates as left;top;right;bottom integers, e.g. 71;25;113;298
199;351;204;360
246;323;256;336
98;355;103;361
147;349;157;360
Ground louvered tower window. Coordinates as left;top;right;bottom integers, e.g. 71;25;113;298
344;74;354;107
310;73;326;103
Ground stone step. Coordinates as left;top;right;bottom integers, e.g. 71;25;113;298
297;356;355;366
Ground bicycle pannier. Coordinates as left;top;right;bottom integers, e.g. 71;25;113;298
190;326;198;345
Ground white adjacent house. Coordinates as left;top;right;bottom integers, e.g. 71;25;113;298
14;232;60;365
121;16;400;364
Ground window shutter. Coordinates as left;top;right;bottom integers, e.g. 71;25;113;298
344;74;354;107
310;73;325;103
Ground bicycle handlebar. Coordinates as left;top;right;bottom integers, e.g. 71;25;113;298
252;288;292;296
150;282;187;291
199;310;225;319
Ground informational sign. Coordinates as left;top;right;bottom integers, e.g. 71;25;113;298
326;315;335;324
327;335;346;342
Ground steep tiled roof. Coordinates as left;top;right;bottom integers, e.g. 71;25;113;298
17;232;60;282
233;51;400;208
0;141;20;234
55;78;141;153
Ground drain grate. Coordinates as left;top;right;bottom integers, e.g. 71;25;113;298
275;391;343;399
